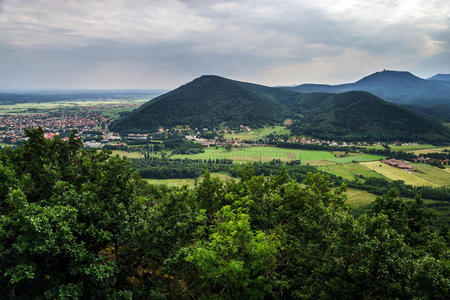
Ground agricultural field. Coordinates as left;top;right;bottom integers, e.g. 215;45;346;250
410;146;450;155
364;144;436;151
361;161;439;187
319;163;387;181
326;154;384;164
172;146;383;164
224;126;290;140
110;150;143;159
145;173;233;187
411;163;450;186
345;188;377;207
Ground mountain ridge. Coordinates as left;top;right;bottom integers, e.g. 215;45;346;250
110;75;450;143
286;70;450;109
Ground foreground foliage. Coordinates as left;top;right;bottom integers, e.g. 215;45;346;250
0;129;449;299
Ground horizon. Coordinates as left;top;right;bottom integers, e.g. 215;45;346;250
0;69;447;92
1;0;449;89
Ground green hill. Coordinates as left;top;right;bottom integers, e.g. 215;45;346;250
110;75;450;143
110;75;297;132
289;91;450;143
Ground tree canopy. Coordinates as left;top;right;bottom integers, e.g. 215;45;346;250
0;129;449;299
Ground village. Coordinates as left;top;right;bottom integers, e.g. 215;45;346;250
0;112;110;143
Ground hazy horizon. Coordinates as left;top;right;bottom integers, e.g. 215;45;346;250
1;0;449;89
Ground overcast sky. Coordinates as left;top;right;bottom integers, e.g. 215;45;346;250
0;0;449;89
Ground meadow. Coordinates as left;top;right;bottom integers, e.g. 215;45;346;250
411;163;450;186
411;146;450;155
319;163;386;181
0;99;146;115
145;173;233;187
171;146;384;164
364;144;436;151
224;126;290;140
361;161;439;187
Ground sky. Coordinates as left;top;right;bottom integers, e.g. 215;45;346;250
0;0;449;89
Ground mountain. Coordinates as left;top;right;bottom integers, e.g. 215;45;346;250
428;74;450;81
110;75;299;132
287;70;450;108
110;75;450;144
289;91;450;143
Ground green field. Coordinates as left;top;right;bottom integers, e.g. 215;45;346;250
345;188;378;207
145;173;233;187
172;146;332;162
326;154;384;164
0;99;146;115
224;126;290;140
411;146;450;155
172;146;383;164
411;163;450;186
361;161;439;187
364;144;436;151
319;163;387;181
110;150;143;159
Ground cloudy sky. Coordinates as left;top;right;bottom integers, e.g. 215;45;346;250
0;0;449;89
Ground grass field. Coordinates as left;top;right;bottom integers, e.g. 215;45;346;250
361;161;438;187
319;163;387;181
326;154;384;164
110;150;143;159
224;126;290;140
172;146;334;162
364;144;436;151
172;146;383;164
411;163;450;186
145;173;233;187
411;147;450;155
0;99;146;115
345;188;378;207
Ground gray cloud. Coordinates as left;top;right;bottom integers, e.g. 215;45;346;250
0;0;449;89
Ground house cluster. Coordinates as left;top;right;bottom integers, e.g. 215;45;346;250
382;159;414;170
287;136;384;147
0;112;110;143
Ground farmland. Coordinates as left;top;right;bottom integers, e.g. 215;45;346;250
345;188;377;207
411;163;450;186
364;144;436;151
361;161;439;187
410;146;450;155
319;163;386;181
145;172;233;187
171;146;384;164
224;125;290;140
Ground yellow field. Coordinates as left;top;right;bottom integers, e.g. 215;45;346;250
411;146;450;155
411;163;450;186
361;161;438;187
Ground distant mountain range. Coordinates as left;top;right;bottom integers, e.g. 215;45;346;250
110;75;450;144
428;74;450;81
286;70;450;119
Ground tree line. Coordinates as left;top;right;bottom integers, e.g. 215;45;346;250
0;129;449;299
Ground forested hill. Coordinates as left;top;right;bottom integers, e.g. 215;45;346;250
110;75;450;143
110;75;299;132
287;70;450;106
290;91;450;143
